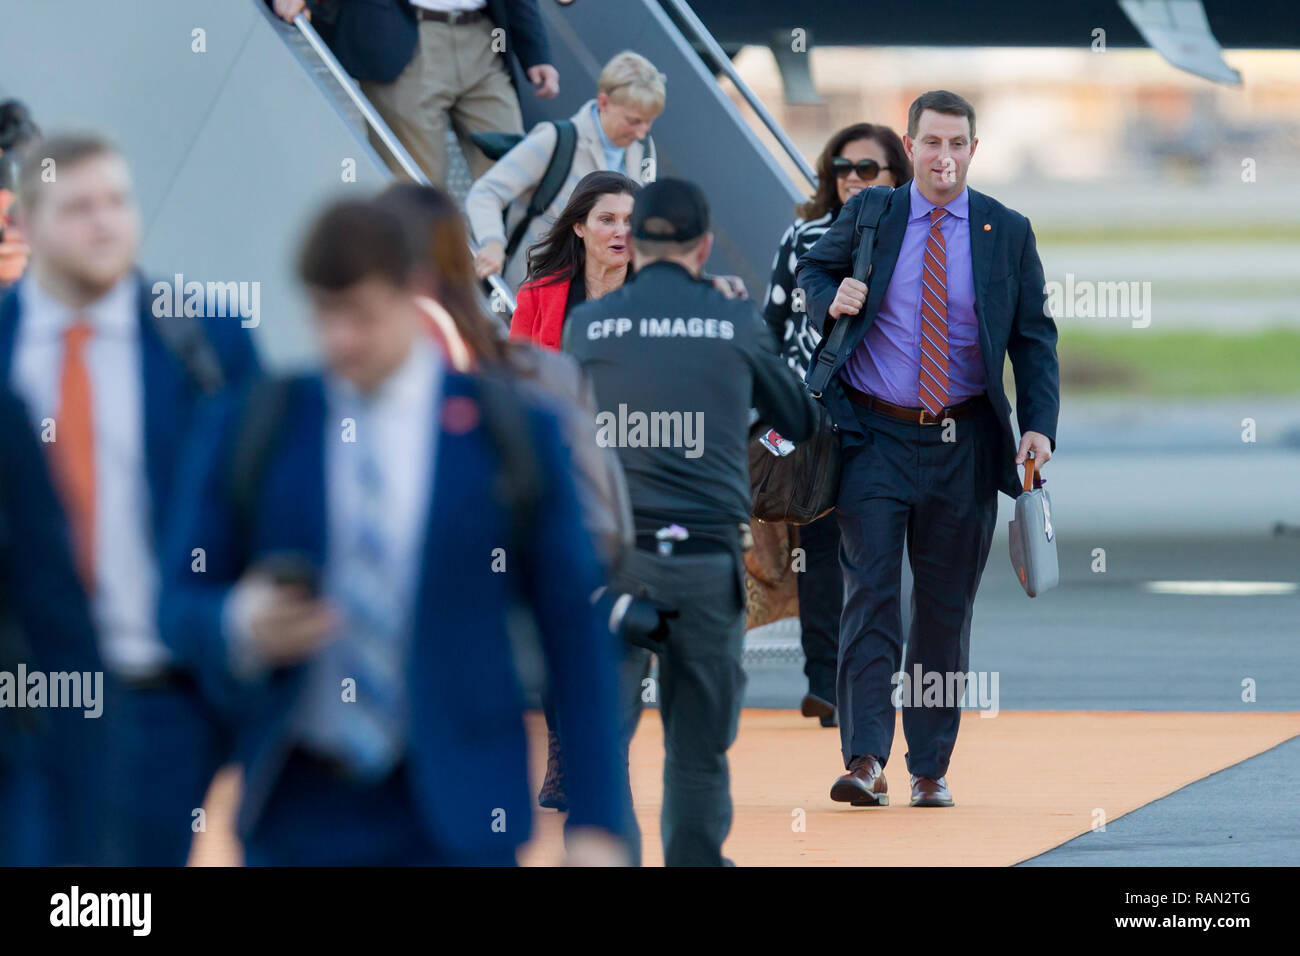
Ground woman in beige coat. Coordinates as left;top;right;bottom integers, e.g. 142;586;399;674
466;50;665;290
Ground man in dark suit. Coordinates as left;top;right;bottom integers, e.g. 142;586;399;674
159;199;628;865
0;388;107;866
271;0;560;185
0;133;261;864
797;90;1059;809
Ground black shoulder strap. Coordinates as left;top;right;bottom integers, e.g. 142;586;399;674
805;184;892;397
150;311;226;395
227;375;293;542
505;119;578;262
637;134;656;183
474;374;545;567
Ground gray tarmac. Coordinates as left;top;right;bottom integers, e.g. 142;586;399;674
1019;736;1300;866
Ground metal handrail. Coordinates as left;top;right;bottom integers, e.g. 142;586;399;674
290;12;517;315
660;0;818;189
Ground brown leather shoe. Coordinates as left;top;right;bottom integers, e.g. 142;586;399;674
800;693;837;727
830;754;889;806
909;774;954;807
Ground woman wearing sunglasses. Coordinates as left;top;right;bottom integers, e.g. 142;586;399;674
761;122;911;727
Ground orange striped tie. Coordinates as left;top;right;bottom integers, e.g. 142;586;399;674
49;320;96;591
918;207;951;417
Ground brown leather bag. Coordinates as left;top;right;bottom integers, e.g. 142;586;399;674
747;403;841;525
748;185;892;525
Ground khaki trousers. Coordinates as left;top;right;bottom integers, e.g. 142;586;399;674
361;18;524;185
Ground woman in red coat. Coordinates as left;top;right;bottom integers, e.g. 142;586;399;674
510;170;640;350
511;170;751;352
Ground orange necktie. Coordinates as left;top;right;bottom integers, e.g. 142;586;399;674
49;320;96;592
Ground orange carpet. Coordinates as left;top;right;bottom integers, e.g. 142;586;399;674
190;710;1300;867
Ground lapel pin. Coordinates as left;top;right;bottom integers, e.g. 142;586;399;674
441;396;480;435
984;223;992;231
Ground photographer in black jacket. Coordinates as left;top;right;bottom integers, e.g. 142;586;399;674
565;178;816;866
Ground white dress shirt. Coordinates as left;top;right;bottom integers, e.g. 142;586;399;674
11;275;168;678
225;337;444;690
289;338;442;764
321;336;442;621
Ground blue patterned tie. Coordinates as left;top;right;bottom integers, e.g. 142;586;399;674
303;405;408;780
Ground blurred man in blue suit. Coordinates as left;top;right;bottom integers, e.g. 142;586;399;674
0;134;261;864
0;387;107;866
159;199;628;866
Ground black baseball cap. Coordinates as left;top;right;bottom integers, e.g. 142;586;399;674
631;177;710;242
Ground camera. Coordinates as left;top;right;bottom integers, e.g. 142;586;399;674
593;586;679;650
0;99;41;195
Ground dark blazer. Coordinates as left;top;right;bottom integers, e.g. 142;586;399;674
157;370;627;859
796;182;1059;499
0;273;261;560
309;0;552;85
0;389;107;865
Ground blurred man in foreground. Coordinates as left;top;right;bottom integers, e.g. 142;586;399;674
0;134;260;864
159;200;629;865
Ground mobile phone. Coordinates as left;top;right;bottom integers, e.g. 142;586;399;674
254;552;321;597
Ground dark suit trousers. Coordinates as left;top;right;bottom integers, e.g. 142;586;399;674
103;678;231;866
243;752;518;867
796;513;841;702
834;396;999;778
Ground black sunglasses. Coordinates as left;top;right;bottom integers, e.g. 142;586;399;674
831;157;890;180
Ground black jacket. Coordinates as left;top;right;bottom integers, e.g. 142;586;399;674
307;0;552;84
565;261;817;530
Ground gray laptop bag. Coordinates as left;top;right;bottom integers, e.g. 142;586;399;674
1008;458;1058;598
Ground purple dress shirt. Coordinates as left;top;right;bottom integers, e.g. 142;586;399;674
841;180;985;405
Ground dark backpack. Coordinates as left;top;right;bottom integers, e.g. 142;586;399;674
227;373;543;565
470;121;579;268
149;310;226;396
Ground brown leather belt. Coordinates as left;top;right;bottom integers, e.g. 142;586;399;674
841;381;980;425
415;7;486;25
